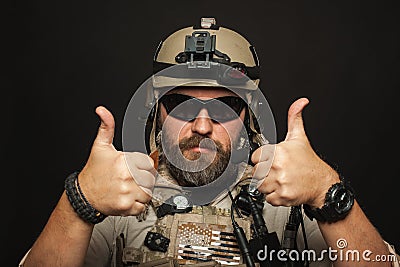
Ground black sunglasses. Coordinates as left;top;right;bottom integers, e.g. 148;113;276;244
159;93;247;122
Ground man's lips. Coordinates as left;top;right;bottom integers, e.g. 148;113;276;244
189;147;215;153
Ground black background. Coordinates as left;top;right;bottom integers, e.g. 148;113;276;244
8;1;400;265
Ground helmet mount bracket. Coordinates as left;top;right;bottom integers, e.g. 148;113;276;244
175;31;231;66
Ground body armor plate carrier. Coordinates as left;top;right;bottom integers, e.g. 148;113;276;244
118;206;253;266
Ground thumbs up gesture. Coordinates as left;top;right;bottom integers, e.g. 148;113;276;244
252;98;340;208
77;106;156;216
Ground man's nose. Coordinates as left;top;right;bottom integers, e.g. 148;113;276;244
191;108;213;135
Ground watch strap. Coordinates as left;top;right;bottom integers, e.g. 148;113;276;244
304;179;354;223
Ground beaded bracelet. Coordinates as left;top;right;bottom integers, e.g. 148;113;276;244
64;172;107;224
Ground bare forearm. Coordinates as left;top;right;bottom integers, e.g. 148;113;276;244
24;192;94;267
318;201;391;266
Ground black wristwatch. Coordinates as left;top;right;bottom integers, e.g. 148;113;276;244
304;179;355;223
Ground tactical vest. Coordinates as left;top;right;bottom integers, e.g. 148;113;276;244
116;204;252;267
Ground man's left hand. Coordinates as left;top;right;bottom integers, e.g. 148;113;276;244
251;98;340;208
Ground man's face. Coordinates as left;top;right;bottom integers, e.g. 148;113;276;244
159;87;246;186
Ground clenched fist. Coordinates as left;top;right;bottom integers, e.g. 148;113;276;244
252;98;340;208
78;106;155;216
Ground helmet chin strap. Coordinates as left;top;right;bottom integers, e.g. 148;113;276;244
230;107;268;165
145;100;159;154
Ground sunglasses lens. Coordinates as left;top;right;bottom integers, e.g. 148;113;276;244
160;94;246;122
207;97;245;121
171;102;200;121
160;94;197;121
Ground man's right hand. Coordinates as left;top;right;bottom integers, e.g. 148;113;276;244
78;106;155;216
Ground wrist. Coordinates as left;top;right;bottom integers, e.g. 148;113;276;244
309;167;341;209
64;171;107;224
57;192;94;228
77;171;96;208
304;176;355;223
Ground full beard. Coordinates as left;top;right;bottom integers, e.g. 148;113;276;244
161;133;235;187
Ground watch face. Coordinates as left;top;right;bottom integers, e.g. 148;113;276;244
332;187;354;214
173;195;189;209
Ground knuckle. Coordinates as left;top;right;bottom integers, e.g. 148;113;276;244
132;152;152;163
131;151;141;157
274;146;288;162
276;144;288;154
117;182;132;195
253;162;269;178
115;195;133;212
121;169;133;182
272;155;283;169
143;192;152;203
275;174;286;186
274;145;282;155
251;148;262;163
116;151;125;162
261;146;273;158
257;183;267;194
117;153;130;169
251;163;260;175
266;195;281;206
279;187;292;201
131;203;146;216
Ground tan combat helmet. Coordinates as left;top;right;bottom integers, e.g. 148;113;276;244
145;17;267;154
152;17;260;88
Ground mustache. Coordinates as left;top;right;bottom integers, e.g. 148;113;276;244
179;134;225;152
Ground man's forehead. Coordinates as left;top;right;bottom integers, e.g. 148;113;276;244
166;86;242;99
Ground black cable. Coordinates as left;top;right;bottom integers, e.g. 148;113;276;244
300;215;308;251
282;207;299;251
247;193;268;238
228;191;243;219
299;206;309;267
282;206;313;267
229;190;256;267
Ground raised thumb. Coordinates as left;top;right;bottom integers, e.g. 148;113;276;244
94;106;115;145
285;98;309;141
